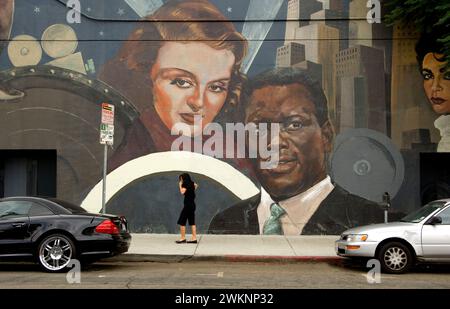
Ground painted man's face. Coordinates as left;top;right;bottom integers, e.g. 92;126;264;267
150;42;235;135
246;83;333;201
422;52;450;115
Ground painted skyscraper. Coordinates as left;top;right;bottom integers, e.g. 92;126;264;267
280;0;341;125
335;45;387;133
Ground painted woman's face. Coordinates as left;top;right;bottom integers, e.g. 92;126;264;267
421;52;450;115
150;42;235;135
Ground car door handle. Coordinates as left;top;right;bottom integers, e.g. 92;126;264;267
12;223;26;228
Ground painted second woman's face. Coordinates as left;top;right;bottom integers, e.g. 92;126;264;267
150;42;235;135
422;52;450;115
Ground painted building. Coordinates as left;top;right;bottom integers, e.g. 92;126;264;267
335;44;387;133
1;0;449;235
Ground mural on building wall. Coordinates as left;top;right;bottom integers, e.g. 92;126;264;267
415;30;450;152
0;0;449;235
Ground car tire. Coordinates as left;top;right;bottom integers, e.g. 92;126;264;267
377;241;414;274
37;233;76;273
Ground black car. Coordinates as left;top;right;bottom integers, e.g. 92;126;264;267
0;196;131;272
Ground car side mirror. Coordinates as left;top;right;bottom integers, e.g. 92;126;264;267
427;216;442;225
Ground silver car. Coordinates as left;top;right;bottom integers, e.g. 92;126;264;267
335;199;450;274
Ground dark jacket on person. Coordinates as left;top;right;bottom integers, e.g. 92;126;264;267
208;185;403;235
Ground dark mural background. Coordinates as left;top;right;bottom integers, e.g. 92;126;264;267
1;0;449;235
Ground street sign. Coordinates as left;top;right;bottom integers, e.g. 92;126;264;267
100;103;114;145
101;103;114;125
99;103;115;214
100;123;114;145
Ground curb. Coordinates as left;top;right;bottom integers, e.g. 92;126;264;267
220;255;344;264
106;254;344;264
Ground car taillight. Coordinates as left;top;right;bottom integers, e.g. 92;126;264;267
95;219;119;235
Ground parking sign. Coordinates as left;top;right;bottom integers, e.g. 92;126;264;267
100;103;114;145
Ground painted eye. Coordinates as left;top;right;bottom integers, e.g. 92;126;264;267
286;121;303;130
171;78;193;89
444;71;450;80
208;84;227;93
421;71;433;80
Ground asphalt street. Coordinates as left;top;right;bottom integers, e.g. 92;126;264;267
0;260;450;289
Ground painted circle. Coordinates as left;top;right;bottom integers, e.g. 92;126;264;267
353;159;371;176
7;35;42;66
41;24;78;58
331;128;404;202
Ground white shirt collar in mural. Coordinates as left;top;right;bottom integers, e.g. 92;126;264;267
257;176;335;235
434;114;450;152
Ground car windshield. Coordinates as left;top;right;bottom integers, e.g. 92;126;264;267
48;198;87;214
400;201;446;223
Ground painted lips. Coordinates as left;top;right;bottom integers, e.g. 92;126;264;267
431;97;446;105
264;157;298;174
179;113;203;124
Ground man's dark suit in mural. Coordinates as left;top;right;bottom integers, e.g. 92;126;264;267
209;67;391;235
209;185;386;235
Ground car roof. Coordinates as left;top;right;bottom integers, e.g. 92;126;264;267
0;196;72;214
431;199;450;205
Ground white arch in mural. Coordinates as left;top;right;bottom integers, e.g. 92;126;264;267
81;151;259;213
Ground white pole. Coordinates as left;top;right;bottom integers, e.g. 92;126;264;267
101;144;108;214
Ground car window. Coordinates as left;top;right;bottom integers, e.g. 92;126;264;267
436;206;450;225
0;201;32;219
47;198;87;214
29;203;55;217
401;201;445;223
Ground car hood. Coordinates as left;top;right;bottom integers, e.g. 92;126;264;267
342;221;418;235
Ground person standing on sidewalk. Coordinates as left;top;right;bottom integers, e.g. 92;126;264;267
176;173;199;243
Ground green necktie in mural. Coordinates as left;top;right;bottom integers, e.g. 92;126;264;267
263;203;286;235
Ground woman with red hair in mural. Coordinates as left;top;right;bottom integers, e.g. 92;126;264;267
415;27;450;152
99;0;250;171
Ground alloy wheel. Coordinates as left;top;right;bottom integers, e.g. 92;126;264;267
38;235;73;272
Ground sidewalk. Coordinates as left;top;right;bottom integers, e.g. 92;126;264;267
110;234;342;263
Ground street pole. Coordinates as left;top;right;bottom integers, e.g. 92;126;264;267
100;103;114;214
101;143;107;214
382;192;390;224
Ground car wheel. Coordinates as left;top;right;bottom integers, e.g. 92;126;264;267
37;234;76;272
377;241;413;274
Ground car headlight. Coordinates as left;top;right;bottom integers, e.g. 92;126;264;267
343;234;368;242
